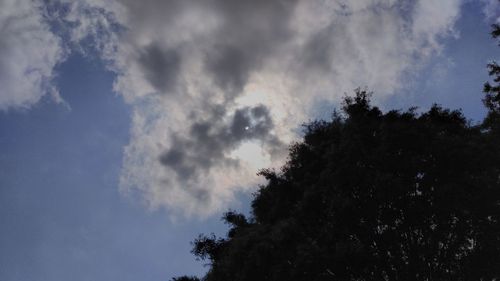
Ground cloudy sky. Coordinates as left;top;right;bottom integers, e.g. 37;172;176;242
0;0;499;280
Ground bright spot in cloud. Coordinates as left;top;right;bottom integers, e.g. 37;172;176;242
230;141;271;171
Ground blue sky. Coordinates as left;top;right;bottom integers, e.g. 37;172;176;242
0;1;499;281
0;46;227;281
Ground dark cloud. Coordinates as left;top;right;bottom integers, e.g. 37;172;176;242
302;26;335;72
205;45;252;94
138;43;181;93
203;0;298;97
230;105;274;140
159;147;194;179
159;105;283;187
120;0;299;97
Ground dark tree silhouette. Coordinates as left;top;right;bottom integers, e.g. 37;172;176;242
484;23;500;131
172;24;500;281
171;277;200;281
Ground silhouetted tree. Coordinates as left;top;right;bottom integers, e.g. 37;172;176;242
484;23;500;130
171;277;200;281
171;25;500;281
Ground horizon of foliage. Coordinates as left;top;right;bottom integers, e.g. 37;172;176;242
171;24;500;281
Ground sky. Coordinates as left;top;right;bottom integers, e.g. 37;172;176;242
0;0;499;280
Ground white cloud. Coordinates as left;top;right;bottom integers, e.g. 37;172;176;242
1;0;469;217
98;0;467;217
0;0;65;110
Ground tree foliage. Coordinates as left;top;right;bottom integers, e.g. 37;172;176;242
484;23;500;131
171;277;200;281
172;25;500;281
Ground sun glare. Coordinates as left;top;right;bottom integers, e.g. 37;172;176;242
230;141;271;170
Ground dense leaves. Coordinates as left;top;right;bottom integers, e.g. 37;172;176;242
483;23;500;133
171;277;200;281
172;27;500;281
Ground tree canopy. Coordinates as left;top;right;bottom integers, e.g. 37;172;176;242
172;26;500;281
484;23;500;131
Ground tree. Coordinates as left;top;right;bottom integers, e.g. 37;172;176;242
483;23;500;109
172;27;500;281
483;23;500;130
171;90;500;281
171;277;200;281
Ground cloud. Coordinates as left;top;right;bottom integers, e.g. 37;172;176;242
202;0;298;96
480;0;500;22
2;0;469;217
0;0;65;110
138;43;181;94
0;0;123;110
101;0;466;217
154;104;283;211
159;105;282;183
